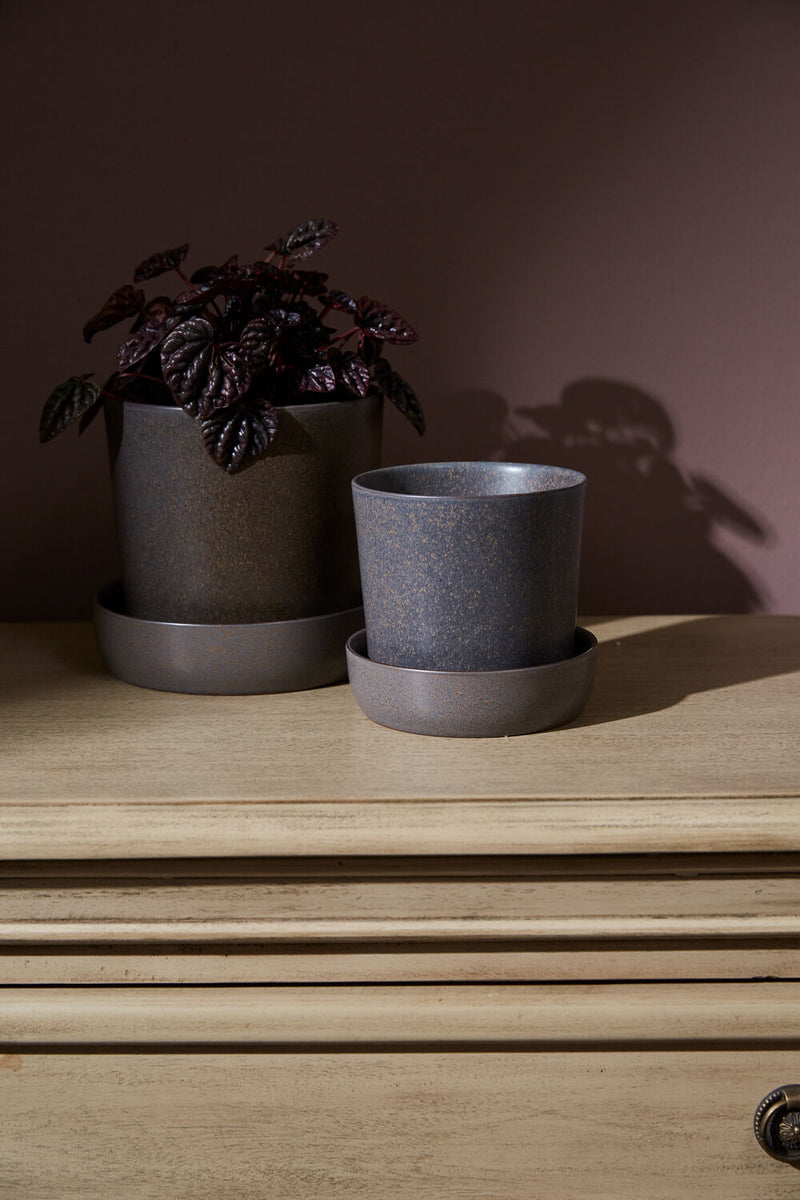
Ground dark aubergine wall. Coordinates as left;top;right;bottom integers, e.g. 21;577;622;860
2;0;798;618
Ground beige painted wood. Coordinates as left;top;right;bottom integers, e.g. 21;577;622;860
4;796;800;858
8;944;800;985
4;855;798;981
4;868;798;932
2;1049;800;1198
3;983;800;1045
7;913;800;942
1;615;799;857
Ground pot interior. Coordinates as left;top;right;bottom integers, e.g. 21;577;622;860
353;461;585;499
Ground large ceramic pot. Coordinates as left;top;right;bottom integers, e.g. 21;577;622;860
105;394;382;625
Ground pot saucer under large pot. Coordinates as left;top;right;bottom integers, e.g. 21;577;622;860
95;581;363;695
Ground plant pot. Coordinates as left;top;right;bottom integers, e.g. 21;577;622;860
352;461;586;672
105;394;382;625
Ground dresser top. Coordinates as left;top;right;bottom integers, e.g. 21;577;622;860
1;615;798;858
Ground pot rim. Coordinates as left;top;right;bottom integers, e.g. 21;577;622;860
352;460;586;500
103;393;379;416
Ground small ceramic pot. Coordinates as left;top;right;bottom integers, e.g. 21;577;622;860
352;461;586;672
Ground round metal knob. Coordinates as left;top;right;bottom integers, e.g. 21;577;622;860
754;1085;800;1164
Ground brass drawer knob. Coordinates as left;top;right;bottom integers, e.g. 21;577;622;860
754;1085;800;1164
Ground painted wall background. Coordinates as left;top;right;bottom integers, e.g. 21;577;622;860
2;0;798;619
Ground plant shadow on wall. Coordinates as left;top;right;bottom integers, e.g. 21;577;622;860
511;378;771;615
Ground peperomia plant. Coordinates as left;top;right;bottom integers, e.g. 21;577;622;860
40;219;424;473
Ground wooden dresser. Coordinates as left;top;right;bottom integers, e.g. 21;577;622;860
1;614;799;1198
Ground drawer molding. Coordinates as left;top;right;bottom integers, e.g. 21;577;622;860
3;982;800;1047
3;913;800;943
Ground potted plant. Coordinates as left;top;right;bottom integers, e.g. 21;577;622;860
40;218;423;626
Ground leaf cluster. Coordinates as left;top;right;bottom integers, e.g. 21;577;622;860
40;220;423;473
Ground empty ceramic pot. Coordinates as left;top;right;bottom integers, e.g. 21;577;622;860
352;461;586;672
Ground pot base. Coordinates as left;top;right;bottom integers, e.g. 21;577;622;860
345;626;597;738
94;581;363;695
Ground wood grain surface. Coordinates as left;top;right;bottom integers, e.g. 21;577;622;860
3;982;800;1045
1;615;799;857
2;1049;800;1198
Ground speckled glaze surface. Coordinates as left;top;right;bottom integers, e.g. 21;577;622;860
105;395;382;625
352;462;586;671
346;626;596;737
94;581;363;695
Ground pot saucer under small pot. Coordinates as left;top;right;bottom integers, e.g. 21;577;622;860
345;627;597;738
94;581;363;695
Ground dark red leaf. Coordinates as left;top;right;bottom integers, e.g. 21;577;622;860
239;317;276;372
284;269;329;296
356;296;418;344
117;314;179;371
161;316;214;413
138;296;176;325
272;307;302;326
324;290;357;314
132;243;189;282
82;285;145;343
161;317;249;418
78;398;103;435
300;360;336;392
267;218;339;266
202;345;251;415
39;375;102;442
373;360;425;434
200;397;279;473
174;279;225;307
338;352;369;397
118;300;179;371
190;264;221;286
251;261;285;282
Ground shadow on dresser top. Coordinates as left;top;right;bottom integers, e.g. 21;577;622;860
1;615;799;732
573;614;800;727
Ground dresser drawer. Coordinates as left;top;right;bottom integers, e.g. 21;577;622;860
2;984;800;1198
4;854;800;984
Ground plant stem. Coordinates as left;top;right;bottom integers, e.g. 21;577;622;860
331;327;357;345
117;371;169;387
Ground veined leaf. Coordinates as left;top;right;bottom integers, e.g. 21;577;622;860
133;243;189;282
324;289;357;314
267;218;339;266
161;318;249;417
356;296;417;344
82;284;145;343
200;397;279;473
239;317;276;372
338;351;369;397
39;375;102;442
373;359;425;433
118;300;179;371
300;360;336;393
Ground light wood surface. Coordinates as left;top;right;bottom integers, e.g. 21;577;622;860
2;1049;800;1198
4;853;799;982
8;944;800;985
1;614;799;857
4;982;800;1045
3;616;800;1196
5;867;799;938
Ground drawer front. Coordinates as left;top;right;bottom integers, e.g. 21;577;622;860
3;1049;800;1198
4;854;800;984
2;984;800;1198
